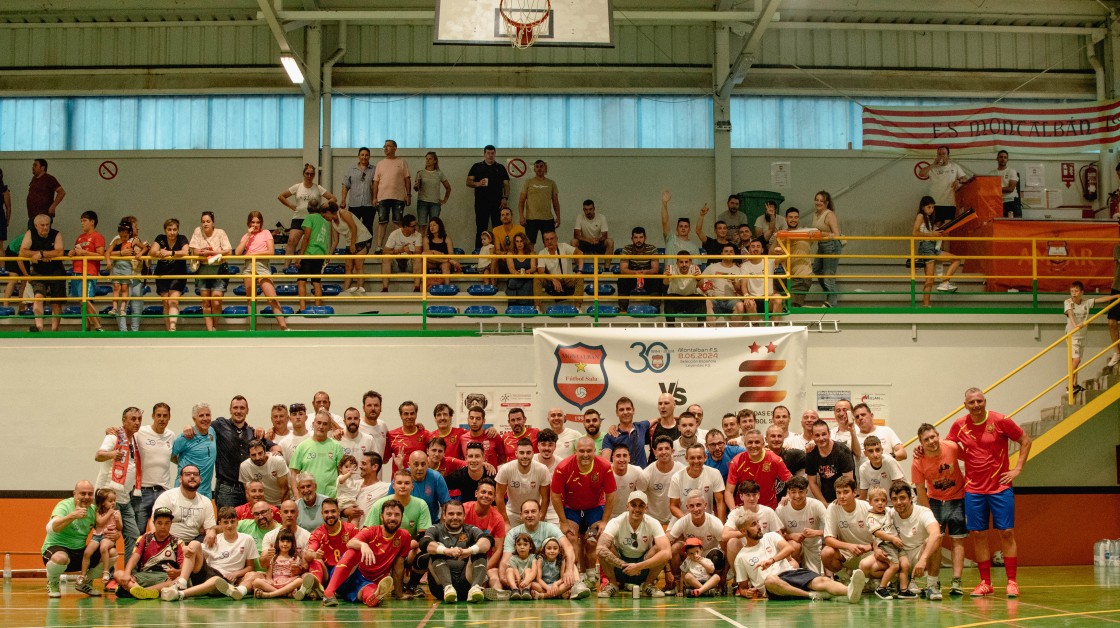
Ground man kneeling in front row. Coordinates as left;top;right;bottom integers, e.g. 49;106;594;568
734;511;865;604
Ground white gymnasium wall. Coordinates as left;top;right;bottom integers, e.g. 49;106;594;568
0;149;1098;253
0;317;1082;491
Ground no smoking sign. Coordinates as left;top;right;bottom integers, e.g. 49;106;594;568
98;160;118;180
507;158;527;178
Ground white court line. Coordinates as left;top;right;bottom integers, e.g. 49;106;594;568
704;606;750;628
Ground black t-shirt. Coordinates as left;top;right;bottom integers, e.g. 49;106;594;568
649;421;680;447
153;234;190;275
418;522;490;554
701;237;730;264
467;161;510;209
445;468;495;503
805;441;855;503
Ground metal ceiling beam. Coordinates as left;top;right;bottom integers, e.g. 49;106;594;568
717;0;781;100
259;9;771;24
256;0;313;97
769;21;1105;36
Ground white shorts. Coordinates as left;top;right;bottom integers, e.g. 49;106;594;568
1070;335;1084;360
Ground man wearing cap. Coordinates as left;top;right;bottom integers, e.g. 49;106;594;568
114;506;195;600
595;490;671;598
42;480;100;598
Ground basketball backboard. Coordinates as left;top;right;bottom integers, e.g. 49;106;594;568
435;0;614;47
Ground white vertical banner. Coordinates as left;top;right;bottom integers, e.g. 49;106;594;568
533;327;808;423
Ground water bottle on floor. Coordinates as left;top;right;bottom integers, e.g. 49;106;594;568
1111;540;1120;567
1097;539;1110;566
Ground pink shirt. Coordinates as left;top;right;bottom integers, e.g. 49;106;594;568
238;230;274;255
374;158;411;202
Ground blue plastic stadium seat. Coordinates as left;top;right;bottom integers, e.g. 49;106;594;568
95;284;113;297
321;284;342;296
609;263;621;274
141;285;151;295
181;306;204;316
65;268;75;276
628;304;659;316
233;285;247;296
99;268;109;277
656;248;665;255
222;305;249;317
99;306;114;316
225;264;241;275
0;306;15;317
275;248;285;256
453;247;465;256
21;306;52;315
584;283;616;296
323;263;345;275
614;248;624;255
142;305;164;316
428;284;460;296
586;304;619;317
547;305;580;317
62;305;82;316
275;284;298;296
283;266;300;275
463;266;478;274
261;306;294;315
334;248;348;255
467;284;498;297
300;305;335;316
0;269;7;277
505;305;539;317
426;305;458;318
465;305;498;317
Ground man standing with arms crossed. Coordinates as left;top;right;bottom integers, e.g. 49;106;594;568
945;388;1031;598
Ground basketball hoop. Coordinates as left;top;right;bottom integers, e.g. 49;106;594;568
500;0;551;49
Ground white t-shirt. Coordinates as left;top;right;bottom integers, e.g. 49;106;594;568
534;453;561;476
355;480;390;517
575;212;609;241
892;505;938;552
857;456;905;493
338;431;376;459
239;455;291;505
665;263;701;296
668;466;725;514
783;432;812;452
204;532;259;577
496;460;553;518
153;488;216;540
287;183;329;219
136;425;175;490
701;263;740;297
740;259;767;297
1065;297;1095;337
95;433;138;504
538;242;579;275
554;428;583;459
262;525;311;557
668;512;724;551
776;497;827;573
278;432;310;463
928;162;968;206
824;499;874;545
602;513;666;560
359;421;389;480
991;166;1020;202
854;426;903;457
734;532;795;590
608;464;648;516
640;461;685;524
726;505;783;535
385;228;424;254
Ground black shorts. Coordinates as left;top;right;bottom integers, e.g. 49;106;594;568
299;257;325;283
190;562;225;586
581;241;607;255
1110;289;1120;321
31;279;66;299
42;545;101;572
4;257;23;276
290;219;304;231
156;278;188;294
767;568;818;600
613;553;649;586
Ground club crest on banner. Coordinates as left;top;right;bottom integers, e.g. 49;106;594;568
553;343;608;409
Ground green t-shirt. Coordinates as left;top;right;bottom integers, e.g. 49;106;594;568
303;213;331;256
290;437;344;498
41;498;95;552
237;520;276;554
364;495;432;538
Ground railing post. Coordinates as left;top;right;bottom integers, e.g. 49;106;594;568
249;255;257;331
1031;237;1039;310
420;253;428;331
909;237;917;308
80;261;89;332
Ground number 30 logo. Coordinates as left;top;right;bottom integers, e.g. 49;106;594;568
625;341;670;373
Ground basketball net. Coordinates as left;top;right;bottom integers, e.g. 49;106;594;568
499;0;551;49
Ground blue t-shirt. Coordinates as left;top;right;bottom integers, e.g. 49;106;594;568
389;469;451;523
705;444;746;481
171;430;217;498
601;420;652;468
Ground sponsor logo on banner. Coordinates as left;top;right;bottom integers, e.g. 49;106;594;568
738;339;787;403
553;343;608;409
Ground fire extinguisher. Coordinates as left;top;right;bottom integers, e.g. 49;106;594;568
1079;164;1099;201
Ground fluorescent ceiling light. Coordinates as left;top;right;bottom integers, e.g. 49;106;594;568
280;54;304;84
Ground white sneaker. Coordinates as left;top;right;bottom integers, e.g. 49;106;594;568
294;573;316;600
808;591;832;601
356;286;367;294
936;281;958;292
344;286;358;294
598;584;618;598
467;584;485;603
847;569;866;604
1109;353;1120;367
47;581;62;598
443;584;458;603
642;585;666;598
570;581;591;600
160;587;182;601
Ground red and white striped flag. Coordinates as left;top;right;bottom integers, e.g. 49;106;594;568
862;100;1120;154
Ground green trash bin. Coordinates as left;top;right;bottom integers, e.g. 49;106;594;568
735;190;785;236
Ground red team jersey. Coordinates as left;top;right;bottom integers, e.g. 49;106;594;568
385;427;428;473
133;532;185;572
308;521;359;566
459;431;507;468
500;427;540;460
726;450;792;509
428;427;468;454
551;455;617;511
945;411;1024;495
351;526;412;581
431;456;466;477
234;502;281;523
463;501;507;558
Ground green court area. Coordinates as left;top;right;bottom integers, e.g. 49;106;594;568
3;567;1118;627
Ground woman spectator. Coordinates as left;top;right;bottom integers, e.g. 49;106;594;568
811;191;842;308
189;211;233;332
105;216;148;332
413;151;451;226
330;201;374;295
149;218;190;332
277;163;336;270
235;211;289;331
912;195;961;307
505;232;536;306
422;216;461;286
